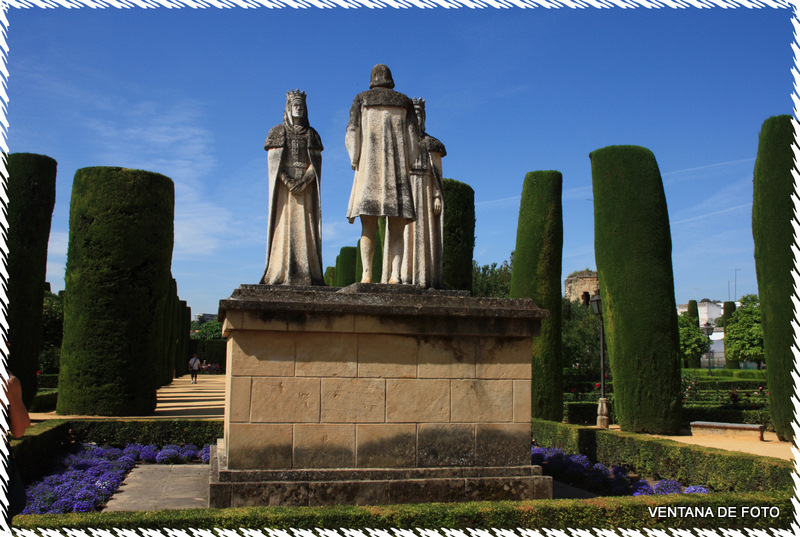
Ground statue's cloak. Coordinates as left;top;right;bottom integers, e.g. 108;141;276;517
345;87;420;222
261;124;324;285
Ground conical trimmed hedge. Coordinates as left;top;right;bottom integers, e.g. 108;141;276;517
721;300;739;369
590;145;682;434
58;167;174;416
6;153;57;407
510;171;563;421
752;114;795;442
334;246;357;287
687;300;699;323
442;178;475;292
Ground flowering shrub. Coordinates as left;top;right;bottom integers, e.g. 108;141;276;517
652;479;683;495
531;446;710;497
22;442;210;515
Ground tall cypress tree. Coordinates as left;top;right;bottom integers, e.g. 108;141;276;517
721;301;740;369
442;178;475;292
58;167;174;416
509;171;563;421
6;153;57;407
590;145;682;434
752;114;795;442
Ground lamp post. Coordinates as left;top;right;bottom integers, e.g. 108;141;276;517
702;322;714;375
590;292;609;428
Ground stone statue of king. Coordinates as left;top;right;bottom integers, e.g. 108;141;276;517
345;64;420;284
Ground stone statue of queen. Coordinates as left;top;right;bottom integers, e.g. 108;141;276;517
260;90;325;286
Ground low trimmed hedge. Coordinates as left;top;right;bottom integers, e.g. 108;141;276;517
684;368;765;379
9;420;72;483
29;388;58;412
10;419;223;483
68;419;223;447
692;379;766;390
13;491;794;530
531;420;792;493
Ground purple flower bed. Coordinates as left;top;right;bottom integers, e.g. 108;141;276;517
22;443;211;515
531;446;710;497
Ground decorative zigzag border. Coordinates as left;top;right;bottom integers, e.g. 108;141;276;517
0;1;796;535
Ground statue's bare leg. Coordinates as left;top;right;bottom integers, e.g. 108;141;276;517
387;217;406;284
360;215;378;283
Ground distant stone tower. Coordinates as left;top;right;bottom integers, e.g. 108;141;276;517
564;270;599;304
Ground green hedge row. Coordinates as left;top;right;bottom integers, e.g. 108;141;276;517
29;388;58;412
684;368;765;379
10;419;224;483
14;491;794;530
690;379;766;390
9;420;72;483
565;402;771;430
531;419;792;493
68;419;224;447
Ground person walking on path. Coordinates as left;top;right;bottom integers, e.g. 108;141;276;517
188;354;201;384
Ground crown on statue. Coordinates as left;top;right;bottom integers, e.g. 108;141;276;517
412;97;426;109
287;89;307;101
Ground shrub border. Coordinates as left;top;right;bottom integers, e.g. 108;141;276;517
531;419;792;492
10;419;794;530
13;492;793;530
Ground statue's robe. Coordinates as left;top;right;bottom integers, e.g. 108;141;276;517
401;133;446;288
345;87;419;222
261;124;324;286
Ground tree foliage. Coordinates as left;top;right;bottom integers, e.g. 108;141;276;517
471;252;513;298
561;298;602;374
39;289;64;374
724;294;764;367
677;312;710;369
193;320;223;340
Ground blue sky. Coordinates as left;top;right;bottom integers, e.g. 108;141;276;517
7;6;793;315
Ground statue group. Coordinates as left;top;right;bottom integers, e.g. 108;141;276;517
261;64;446;289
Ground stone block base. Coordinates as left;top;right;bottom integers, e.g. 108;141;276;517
209;440;552;508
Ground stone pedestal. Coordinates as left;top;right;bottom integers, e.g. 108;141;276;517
210;283;551;507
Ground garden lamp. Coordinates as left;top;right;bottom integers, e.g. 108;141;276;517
590;292;609;428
